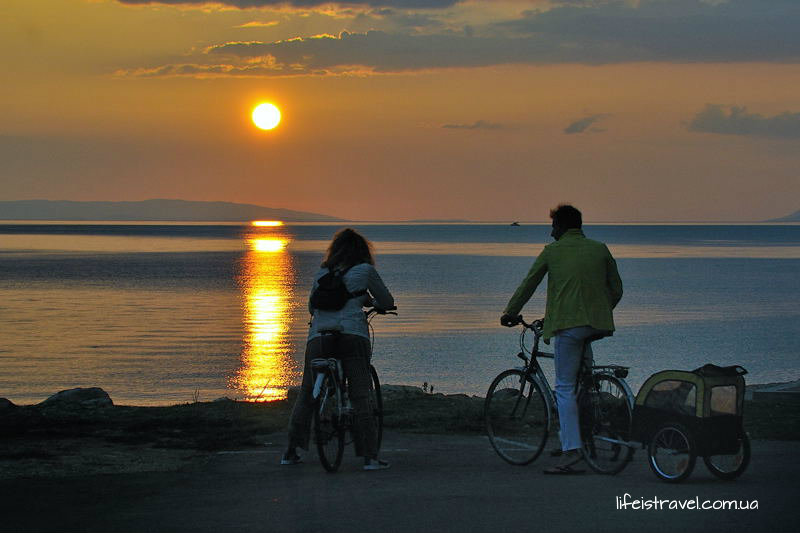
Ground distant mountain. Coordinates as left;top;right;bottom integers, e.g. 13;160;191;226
0;199;343;222
768;209;800;222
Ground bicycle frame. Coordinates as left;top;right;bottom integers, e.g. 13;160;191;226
313;306;395;418
312;358;347;413
514;321;556;419
516;319;635;448
311;307;395;471
310;331;351;426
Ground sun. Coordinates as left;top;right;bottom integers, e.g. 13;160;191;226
252;103;281;130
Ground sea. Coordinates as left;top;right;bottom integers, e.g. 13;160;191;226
1;222;799;406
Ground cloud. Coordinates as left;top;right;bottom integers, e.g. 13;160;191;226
117;0;460;8
500;0;800;63
115;0;800;79
204;31;615;73
367;8;445;30
115;60;292;78
235;20;280;28
116;29;643;78
442;120;503;130
688;105;800;140
563;114;605;134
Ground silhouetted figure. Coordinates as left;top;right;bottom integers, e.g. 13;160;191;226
500;204;623;474
282;228;394;470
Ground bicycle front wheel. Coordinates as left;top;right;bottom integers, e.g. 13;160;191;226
579;374;634;475
314;378;345;472
485;369;549;465
369;365;384;453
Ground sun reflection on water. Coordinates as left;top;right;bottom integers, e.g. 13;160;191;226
251;238;288;253
231;235;297;401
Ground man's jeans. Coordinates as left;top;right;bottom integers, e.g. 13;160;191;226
553;326;606;451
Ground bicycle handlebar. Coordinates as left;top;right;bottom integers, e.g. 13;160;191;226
515;315;543;332
366;306;397;317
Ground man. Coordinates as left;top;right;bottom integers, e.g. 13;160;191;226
500;204;623;474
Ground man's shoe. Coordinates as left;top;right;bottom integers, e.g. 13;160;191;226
543;449;584;475
549;448;563;457
280;451;302;465
363;458;390;471
543;463;586;475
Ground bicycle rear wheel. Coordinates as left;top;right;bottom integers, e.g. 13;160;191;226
579;374;634;475
314;377;345;472
370;365;384;453
485;369;549;465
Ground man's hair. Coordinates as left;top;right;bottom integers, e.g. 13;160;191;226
550;204;582;229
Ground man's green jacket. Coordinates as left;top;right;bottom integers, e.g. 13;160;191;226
504;229;623;342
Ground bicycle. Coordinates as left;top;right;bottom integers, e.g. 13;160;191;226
311;306;397;472
484;316;636;474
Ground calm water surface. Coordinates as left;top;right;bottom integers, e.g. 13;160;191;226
1;222;799;405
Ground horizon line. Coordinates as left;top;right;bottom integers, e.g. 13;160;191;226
1;219;797;225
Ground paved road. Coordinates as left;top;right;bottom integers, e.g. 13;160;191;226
2;432;796;533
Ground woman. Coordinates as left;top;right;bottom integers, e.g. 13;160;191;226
282;228;394;470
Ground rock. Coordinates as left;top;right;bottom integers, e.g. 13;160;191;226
213;397;235;403
39;387;113;408
381;385;426;400
0;398;16;410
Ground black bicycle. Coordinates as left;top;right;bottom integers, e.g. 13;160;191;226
484;317;635;474
311;307;396;472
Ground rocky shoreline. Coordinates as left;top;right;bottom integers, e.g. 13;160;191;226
0;385;484;480
1;382;798;480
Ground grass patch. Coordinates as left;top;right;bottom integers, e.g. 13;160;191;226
383;395;485;434
1;400;293;452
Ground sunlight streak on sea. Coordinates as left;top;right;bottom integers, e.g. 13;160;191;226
3;234;800;258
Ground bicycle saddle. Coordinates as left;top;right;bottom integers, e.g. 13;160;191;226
311;358;337;371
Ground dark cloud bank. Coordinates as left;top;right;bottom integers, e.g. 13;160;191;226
500;0;800;63
118;0;459;7
232;1;796;71
689;105;800;140
116;0;800;78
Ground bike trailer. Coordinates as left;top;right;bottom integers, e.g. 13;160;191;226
631;364;747;456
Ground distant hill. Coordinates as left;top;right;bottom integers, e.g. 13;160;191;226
768;209;800;222
0;199;342;222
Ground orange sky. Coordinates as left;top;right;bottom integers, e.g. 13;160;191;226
2;0;799;221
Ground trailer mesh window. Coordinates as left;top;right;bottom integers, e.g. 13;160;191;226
644;380;696;416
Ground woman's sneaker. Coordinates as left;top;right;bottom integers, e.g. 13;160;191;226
363;458;390;471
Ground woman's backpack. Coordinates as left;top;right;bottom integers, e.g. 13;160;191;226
310;266;367;311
